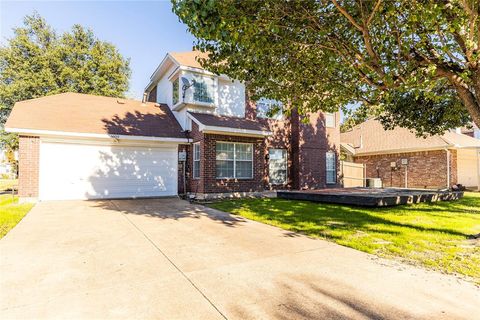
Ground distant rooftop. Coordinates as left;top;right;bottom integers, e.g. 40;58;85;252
341;118;480;155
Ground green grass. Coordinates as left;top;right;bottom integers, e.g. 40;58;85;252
208;192;480;284
0;194;34;239
0;179;18;191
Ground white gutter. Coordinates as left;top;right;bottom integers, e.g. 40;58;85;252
5;127;189;143
445;148;451;188
353;146;454;156
187;113;272;137
203;126;272;137
477;147;480;191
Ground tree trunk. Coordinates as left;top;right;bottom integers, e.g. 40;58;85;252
453;84;480;129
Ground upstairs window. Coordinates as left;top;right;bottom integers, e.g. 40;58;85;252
256;98;283;120
326;151;336;184
193;75;214;103
325;112;335;128
172;78;179;105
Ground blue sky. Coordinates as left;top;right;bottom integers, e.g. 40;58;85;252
0;1;196;99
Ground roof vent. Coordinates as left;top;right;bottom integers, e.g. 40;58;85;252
142;92;148;104
116;99;126;104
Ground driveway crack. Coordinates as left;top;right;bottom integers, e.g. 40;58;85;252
110;200;228;320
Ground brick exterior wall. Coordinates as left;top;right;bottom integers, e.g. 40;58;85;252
298;111;341;189
147;85;157;102
202;134;265;193
183;95;341;195
18;136;40;198
353;149;458;189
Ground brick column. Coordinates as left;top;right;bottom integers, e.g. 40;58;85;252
18;136;40;199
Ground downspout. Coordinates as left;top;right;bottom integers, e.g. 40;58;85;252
183;130;191;197
477;147;480;192
445;148;451;189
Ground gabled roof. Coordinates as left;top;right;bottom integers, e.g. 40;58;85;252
169;51;209;69
146;50;211;93
341;118;480;155
188;112;272;137
6;92;186;140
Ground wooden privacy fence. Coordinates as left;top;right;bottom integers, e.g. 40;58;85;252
340;161;365;187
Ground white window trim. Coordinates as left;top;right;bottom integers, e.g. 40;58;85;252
192;74;216;105
215;141;254;179
268;148;288;185
325;112;336;128
326;151;336;184
193;142;200;179
172;76;180;107
256;98;283;120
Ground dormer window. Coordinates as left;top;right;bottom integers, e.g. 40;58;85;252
192;75;214;104
256;98;283;120
172;78;179;105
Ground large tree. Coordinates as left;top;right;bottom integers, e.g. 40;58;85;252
172;0;479;135
0;13;131;166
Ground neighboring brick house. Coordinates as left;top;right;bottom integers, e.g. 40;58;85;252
341;118;480;190
6;51;340;201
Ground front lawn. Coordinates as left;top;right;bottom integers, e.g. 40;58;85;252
0;194;34;238
0;179;18;191
208;192;480;284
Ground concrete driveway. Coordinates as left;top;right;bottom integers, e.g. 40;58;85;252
0;199;478;319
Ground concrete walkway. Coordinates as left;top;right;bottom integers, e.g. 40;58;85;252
0;199;478;319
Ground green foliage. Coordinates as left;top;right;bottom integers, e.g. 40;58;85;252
208;193;480;284
0;13;131;161
0;194;33;239
172;0;480;135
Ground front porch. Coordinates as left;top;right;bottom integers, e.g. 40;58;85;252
277;187;464;207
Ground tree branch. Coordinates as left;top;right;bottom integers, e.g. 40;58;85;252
366;0;382;26
331;0;364;31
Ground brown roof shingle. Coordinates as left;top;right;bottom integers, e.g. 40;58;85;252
341;118;480;155
188;112;269;132
169;51;209;69
6;92;185;139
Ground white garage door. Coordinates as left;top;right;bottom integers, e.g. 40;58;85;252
39;141;178;200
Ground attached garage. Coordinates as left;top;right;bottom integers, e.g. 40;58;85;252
39;141;178;200
457;148;480;189
5;93;188;202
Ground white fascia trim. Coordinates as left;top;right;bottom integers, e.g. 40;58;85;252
451;144;480;149
353;146;454;156
179;65;215;76
187;112;202;127
145;54;180;92
167;66;181;81
6;128;189;143
203;125;272;137
202;129;271;137
167;65;215;82
186;113;271;137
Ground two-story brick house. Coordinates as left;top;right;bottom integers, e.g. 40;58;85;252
6;51;340;201
144;51;340;198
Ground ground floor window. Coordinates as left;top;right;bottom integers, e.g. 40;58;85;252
269;148;287;184
193;143;200;178
326;151;336;184
216;142;253;178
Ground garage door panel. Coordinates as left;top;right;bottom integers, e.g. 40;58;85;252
39;142;178;200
